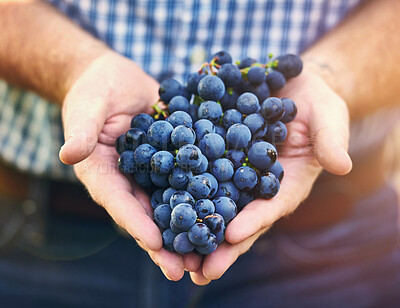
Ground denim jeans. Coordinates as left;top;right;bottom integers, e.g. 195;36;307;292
0;183;399;308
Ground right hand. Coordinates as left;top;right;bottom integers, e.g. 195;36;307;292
59;51;201;280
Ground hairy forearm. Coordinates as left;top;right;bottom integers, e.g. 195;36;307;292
0;0;109;103
302;0;400;119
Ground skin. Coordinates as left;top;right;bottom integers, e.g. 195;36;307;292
0;0;399;284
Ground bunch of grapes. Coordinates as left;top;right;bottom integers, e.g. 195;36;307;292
115;51;302;255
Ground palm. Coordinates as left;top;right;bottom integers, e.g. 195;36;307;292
190;69;352;284
60;52;188;280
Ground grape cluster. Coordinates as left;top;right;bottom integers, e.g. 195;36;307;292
116;51;301;255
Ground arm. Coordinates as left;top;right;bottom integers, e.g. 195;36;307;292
0;0;193;280
302;0;400;119
0;0;107;103
192;0;400;284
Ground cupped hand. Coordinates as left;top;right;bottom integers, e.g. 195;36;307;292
58;51;195;280
190;68;353;285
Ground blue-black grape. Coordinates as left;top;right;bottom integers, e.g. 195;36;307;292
211;158;234;182
168;167;193;190
213;197;237;224
153;204;172;229
265;121;287;144
150;150;174;174
233;166;258;191
170;190;195;209
171;125;196;149
236;93;260;115
176;144;202;170
170;203;197;232
222;109;243;129
217;63;242;87
198;75;225;102
260;97;284;123
257;172;280;199
281;98;297;123
225;149;246;169
151;188;165;209
124;128;147;151
211;50;232;65
266;71;286;91
273;54;303;79
167;111;193;128
226;124;252;150
247;66;266;85
188;223;211;246
173;232;195;254
187;175;212;200
248;141;277;171
168;96;190;113
198;133;226;160
215;181;240;202
159;78;184;104
131;113;154;132
162;228;177;252
118;151;136;174
198;101;223;124
194;199;215;220
193;119;215;143
147;121;174;150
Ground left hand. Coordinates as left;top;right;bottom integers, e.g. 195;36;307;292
189;68;353;285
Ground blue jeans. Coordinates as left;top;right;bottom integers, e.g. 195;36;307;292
0;184;399;308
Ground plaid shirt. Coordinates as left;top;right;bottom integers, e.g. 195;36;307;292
0;0;363;179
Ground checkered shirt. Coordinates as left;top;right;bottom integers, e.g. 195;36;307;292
0;0;363;179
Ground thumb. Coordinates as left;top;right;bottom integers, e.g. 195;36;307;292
59;88;108;165
312;93;353;175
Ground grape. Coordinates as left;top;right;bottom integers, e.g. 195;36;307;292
195;233;218;255
150;151;174;174
225;149;246;169
211;50;232;65
115;134;126;155
265;121;287;144
260;97;284;123
211;158;234;182
198;133;225;160
213;197;237;224
153;204;172;229
159;78;184;104
252;82;270;103
257;172;280;199
147;121;174;150
162;187;177;204
168;167;193;190
131;113;154;132
188;223;211;246
219;91;238;110
168;95;190;113
237;191;255;210
133;171;153;188
215;181;240;202
170;203;197;232
222;109;243;129
151;188;165;209
188;104;199;122
186;72;206;95
167;111;193;128
193;119;215;143
171;125;196;149
176;144;202;170
247;66;266;85
268;161;284;182
214;125;226;139
266;71;286;91
204;213;225;236
203;172;218;199
187;175;212;199
233;166;258;191
248;141;277;171
118;151;136;174
236;92;260;115
133;144;157;168
192;154;209;174
150;171;170;188
124;128;147;151
238;57;256;69
194;199;215;220
273;54;303;79
198;101;223;124
170;190;195;209
226;124;252;150
117;51;302;256
162;229;177;252
198;75;225;101
217;63;242;87
281;98;297;123
243;113;267;137
173;232;195;254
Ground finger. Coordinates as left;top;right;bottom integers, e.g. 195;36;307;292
59;83;108;165
190;269;212;286
311;93;353;175
202;229;265;280
225;156;321;244
182;252;203;272
74;143;162;251
147;249;185;281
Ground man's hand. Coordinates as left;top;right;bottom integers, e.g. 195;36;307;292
190;69;353;285
58;51;195;280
